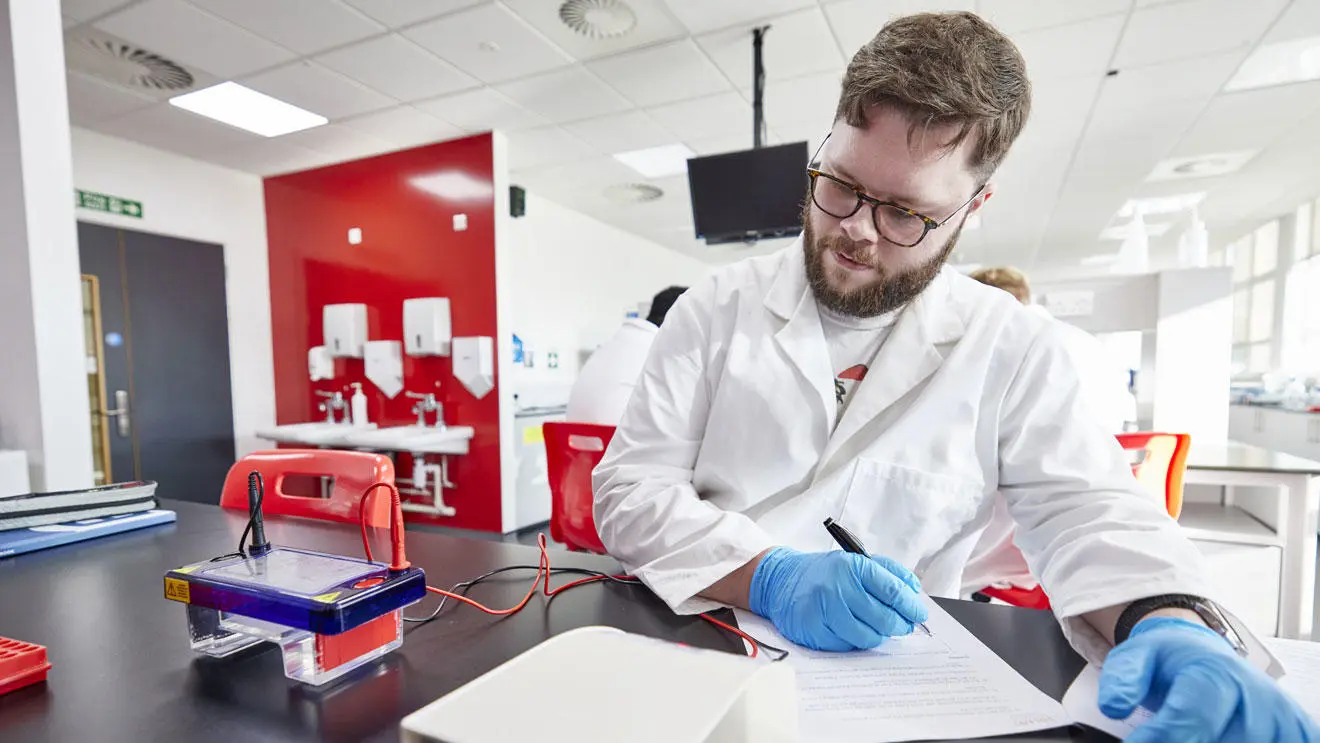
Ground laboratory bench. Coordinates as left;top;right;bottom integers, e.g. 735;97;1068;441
0;500;1110;743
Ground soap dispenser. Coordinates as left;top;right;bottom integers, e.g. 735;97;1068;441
349;382;368;426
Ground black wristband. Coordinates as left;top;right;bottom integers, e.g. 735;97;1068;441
1113;594;1208;645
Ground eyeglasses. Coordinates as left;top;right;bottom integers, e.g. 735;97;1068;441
805;135;984;248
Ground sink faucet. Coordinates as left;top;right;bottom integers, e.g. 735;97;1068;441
406;392;444;428
315;390;347;423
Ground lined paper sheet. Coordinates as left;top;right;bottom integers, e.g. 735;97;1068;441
734;596;1072;742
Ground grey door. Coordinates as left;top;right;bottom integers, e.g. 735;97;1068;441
77;222;236;502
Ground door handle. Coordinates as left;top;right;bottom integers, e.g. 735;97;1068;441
105;389;130;438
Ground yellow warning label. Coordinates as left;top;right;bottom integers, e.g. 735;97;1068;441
175;565;199;574
522;424;544;445
164;577;191;603
312;591;342;603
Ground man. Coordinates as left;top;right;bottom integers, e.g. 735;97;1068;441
594;12;1314;742
566;286;687;426
970;266;1136;432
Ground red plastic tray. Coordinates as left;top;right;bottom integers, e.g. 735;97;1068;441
0;636;51;696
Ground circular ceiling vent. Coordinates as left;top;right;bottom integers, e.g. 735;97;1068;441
559;0;638;40
65;33;194;92
604;183;664;203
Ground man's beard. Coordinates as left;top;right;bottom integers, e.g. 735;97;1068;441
802;208;963;318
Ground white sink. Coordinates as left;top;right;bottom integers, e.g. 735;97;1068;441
340;425;476;455
256;422;377;447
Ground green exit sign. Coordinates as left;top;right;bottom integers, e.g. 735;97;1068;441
76;189;142;218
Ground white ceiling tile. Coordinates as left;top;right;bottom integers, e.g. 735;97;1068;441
494;67;631;124
1265;0;1320;43
505;125;596;170
342;0;486;29
647;91;751;140
1093;51;1244;113
415;86;548;132
243;62;397;120
1013;14;1125;82
402;3;573;84
746;70;841;134
1113;0;1289;69
207;138;335;176
587;38;732;106
564;110;675;153
1175;80;1320;156
822;0;976;59
93;102;261;158
1088;89;1206;145
188;0;384;56
65;71;156;126
280;123;397;161
503;0;687;61
341;105;464;148
510;156;639;196
978;0;1130;35
664;0;817;35
696;7;843;87
95;0;297;78
62;0;133;22
685;131;756;155
316;34;477;102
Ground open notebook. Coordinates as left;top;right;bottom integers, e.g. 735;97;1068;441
0;480;158;531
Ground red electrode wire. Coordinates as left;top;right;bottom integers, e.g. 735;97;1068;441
358;482;764;658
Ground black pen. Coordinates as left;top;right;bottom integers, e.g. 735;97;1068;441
823;517;930;634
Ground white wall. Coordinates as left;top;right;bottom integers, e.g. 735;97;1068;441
69;127;274;458
503;192;710;406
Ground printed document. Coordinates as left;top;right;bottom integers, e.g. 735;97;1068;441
734;596;1071;742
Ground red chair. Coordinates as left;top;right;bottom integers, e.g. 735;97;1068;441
220;449;395;528
544;422;615;554
979;432;1192;610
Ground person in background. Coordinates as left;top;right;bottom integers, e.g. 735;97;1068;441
594;11;1315;742
566;286;688;426
969;266;1137;431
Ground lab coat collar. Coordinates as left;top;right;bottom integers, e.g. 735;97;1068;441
765;239;835;422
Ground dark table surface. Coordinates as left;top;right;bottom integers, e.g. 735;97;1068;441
0;500;1106;742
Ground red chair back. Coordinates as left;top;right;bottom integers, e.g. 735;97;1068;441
220;449;395;527
544;422;615;554
1116;432;1192;519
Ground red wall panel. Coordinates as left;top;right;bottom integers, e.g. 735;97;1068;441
265;134;502;531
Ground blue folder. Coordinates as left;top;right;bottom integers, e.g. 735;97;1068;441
0;509;177;558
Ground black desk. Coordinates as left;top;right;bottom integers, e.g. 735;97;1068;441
0;501;1104;742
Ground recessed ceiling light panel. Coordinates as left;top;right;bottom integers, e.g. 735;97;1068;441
612;143;694;178
1225;35;1320;92
169;82;326;137
1116;192;1207;219
1100;221;1172;241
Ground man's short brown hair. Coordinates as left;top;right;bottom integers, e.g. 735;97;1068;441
836;12;1031;179
969;266;1031;304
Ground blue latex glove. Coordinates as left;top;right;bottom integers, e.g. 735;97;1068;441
1098;616;1319;742
748;546;928;651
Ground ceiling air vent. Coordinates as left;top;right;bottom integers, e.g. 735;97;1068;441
559;0;638;40
65;32;195;92
604;183;664;203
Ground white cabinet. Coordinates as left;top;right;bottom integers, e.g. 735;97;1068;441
1191;539;1281;637
1228;405;1320;461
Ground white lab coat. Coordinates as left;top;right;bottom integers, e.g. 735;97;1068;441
593;239;1218;663
566;318;658;426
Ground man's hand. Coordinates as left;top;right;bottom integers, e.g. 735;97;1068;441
748;547;928;651
1098;617;1318;742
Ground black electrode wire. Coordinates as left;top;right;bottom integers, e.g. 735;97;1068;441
402;564;790;662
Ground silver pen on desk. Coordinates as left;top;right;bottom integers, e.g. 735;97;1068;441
823;517;931;635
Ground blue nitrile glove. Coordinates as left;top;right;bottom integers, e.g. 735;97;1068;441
1098;616;1319;742
747;546;928;652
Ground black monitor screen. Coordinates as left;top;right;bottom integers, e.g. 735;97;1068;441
687;142;808;245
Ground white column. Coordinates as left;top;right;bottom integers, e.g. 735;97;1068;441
0;1;94;491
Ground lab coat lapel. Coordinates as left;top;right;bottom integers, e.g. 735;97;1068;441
819;270;965;471
764;242;835;425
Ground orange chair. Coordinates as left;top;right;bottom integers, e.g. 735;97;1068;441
979;432;1192;610
544;422;615;554
220;449;395;528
